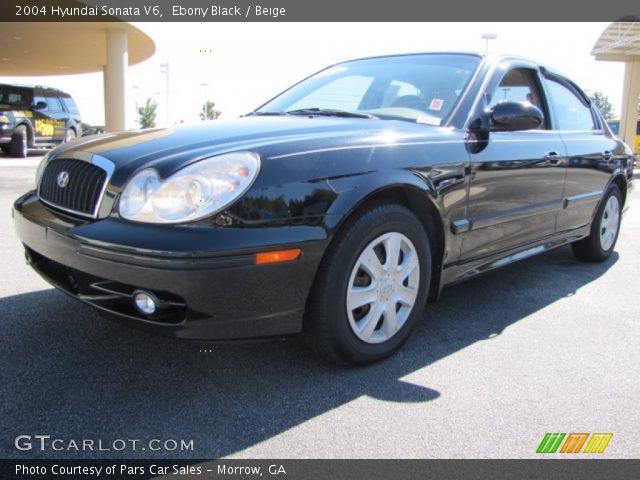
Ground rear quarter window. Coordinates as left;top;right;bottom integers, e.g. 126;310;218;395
61;96;80;114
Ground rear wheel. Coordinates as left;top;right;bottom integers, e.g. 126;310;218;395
1;146;9;155
571;184;622;262
10;125;27;158
306;202;431;365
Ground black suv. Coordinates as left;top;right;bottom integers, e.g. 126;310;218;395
0;84;82;158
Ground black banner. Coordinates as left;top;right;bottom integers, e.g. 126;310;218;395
1;0;639;22
2;460;640;480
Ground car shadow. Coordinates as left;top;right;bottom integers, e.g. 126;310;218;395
0;246;618;459
0;149;49;159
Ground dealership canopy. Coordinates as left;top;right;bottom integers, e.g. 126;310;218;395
0;22;155;131
592;21;640;152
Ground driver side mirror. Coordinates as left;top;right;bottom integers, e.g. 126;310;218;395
33;101;47;110
489;101;544;131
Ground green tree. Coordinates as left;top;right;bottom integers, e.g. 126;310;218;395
137;97;158;128
200;100;221;120
589;91;615;120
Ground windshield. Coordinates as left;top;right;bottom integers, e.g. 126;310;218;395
256;54;481;124
0;87;32;107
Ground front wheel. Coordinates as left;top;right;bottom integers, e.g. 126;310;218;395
306;202;431;365
571;184;622;262
10;125;27;158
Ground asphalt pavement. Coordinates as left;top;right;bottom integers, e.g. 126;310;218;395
0;153;638;459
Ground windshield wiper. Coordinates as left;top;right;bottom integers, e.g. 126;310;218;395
243;111;288;117
285;108;378;119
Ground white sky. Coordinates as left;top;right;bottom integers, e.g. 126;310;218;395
0;22;625;128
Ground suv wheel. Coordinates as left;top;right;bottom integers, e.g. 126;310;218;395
306;202;431;365
10;125;27;158
64;128;76;143
571;184;622;262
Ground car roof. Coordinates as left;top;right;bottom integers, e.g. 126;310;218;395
0;83;68;94
337;51;485;64
336;51;564;71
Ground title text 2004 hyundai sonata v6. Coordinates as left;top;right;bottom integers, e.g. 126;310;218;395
13;53;634;364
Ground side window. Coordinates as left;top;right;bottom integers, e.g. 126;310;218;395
488;68;547;129
45;96;63;112
285;75;374;112
33;95;47;108
545;77;595;131
61;96;80;114
4;92;28;105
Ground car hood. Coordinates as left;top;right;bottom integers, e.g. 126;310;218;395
53;116;457;185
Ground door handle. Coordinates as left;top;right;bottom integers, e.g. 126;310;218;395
602;151;613;163
544;152;562;166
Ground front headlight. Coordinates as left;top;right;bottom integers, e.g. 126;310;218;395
119;151;260;224
34;152;50;188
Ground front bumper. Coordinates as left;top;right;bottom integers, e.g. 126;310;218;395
0;122;14;144
13;192;329;340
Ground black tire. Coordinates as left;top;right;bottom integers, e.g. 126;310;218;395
10;125;27;158
306;202;431;365
571;184;622;262
1;146;9;155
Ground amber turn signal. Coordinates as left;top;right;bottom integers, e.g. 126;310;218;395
255;248;301;265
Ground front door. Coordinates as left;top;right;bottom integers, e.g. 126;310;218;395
459;66;567;261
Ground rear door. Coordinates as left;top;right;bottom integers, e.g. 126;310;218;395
60;95;82;126
43;93;67;141
458;63;567;261
543;74;623;233
32;91;53;143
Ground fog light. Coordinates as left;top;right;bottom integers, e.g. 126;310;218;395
133;291;157;315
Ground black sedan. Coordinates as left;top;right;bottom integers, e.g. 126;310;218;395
13;53;634;364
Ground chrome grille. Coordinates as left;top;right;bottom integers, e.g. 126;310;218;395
38;158;107;218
